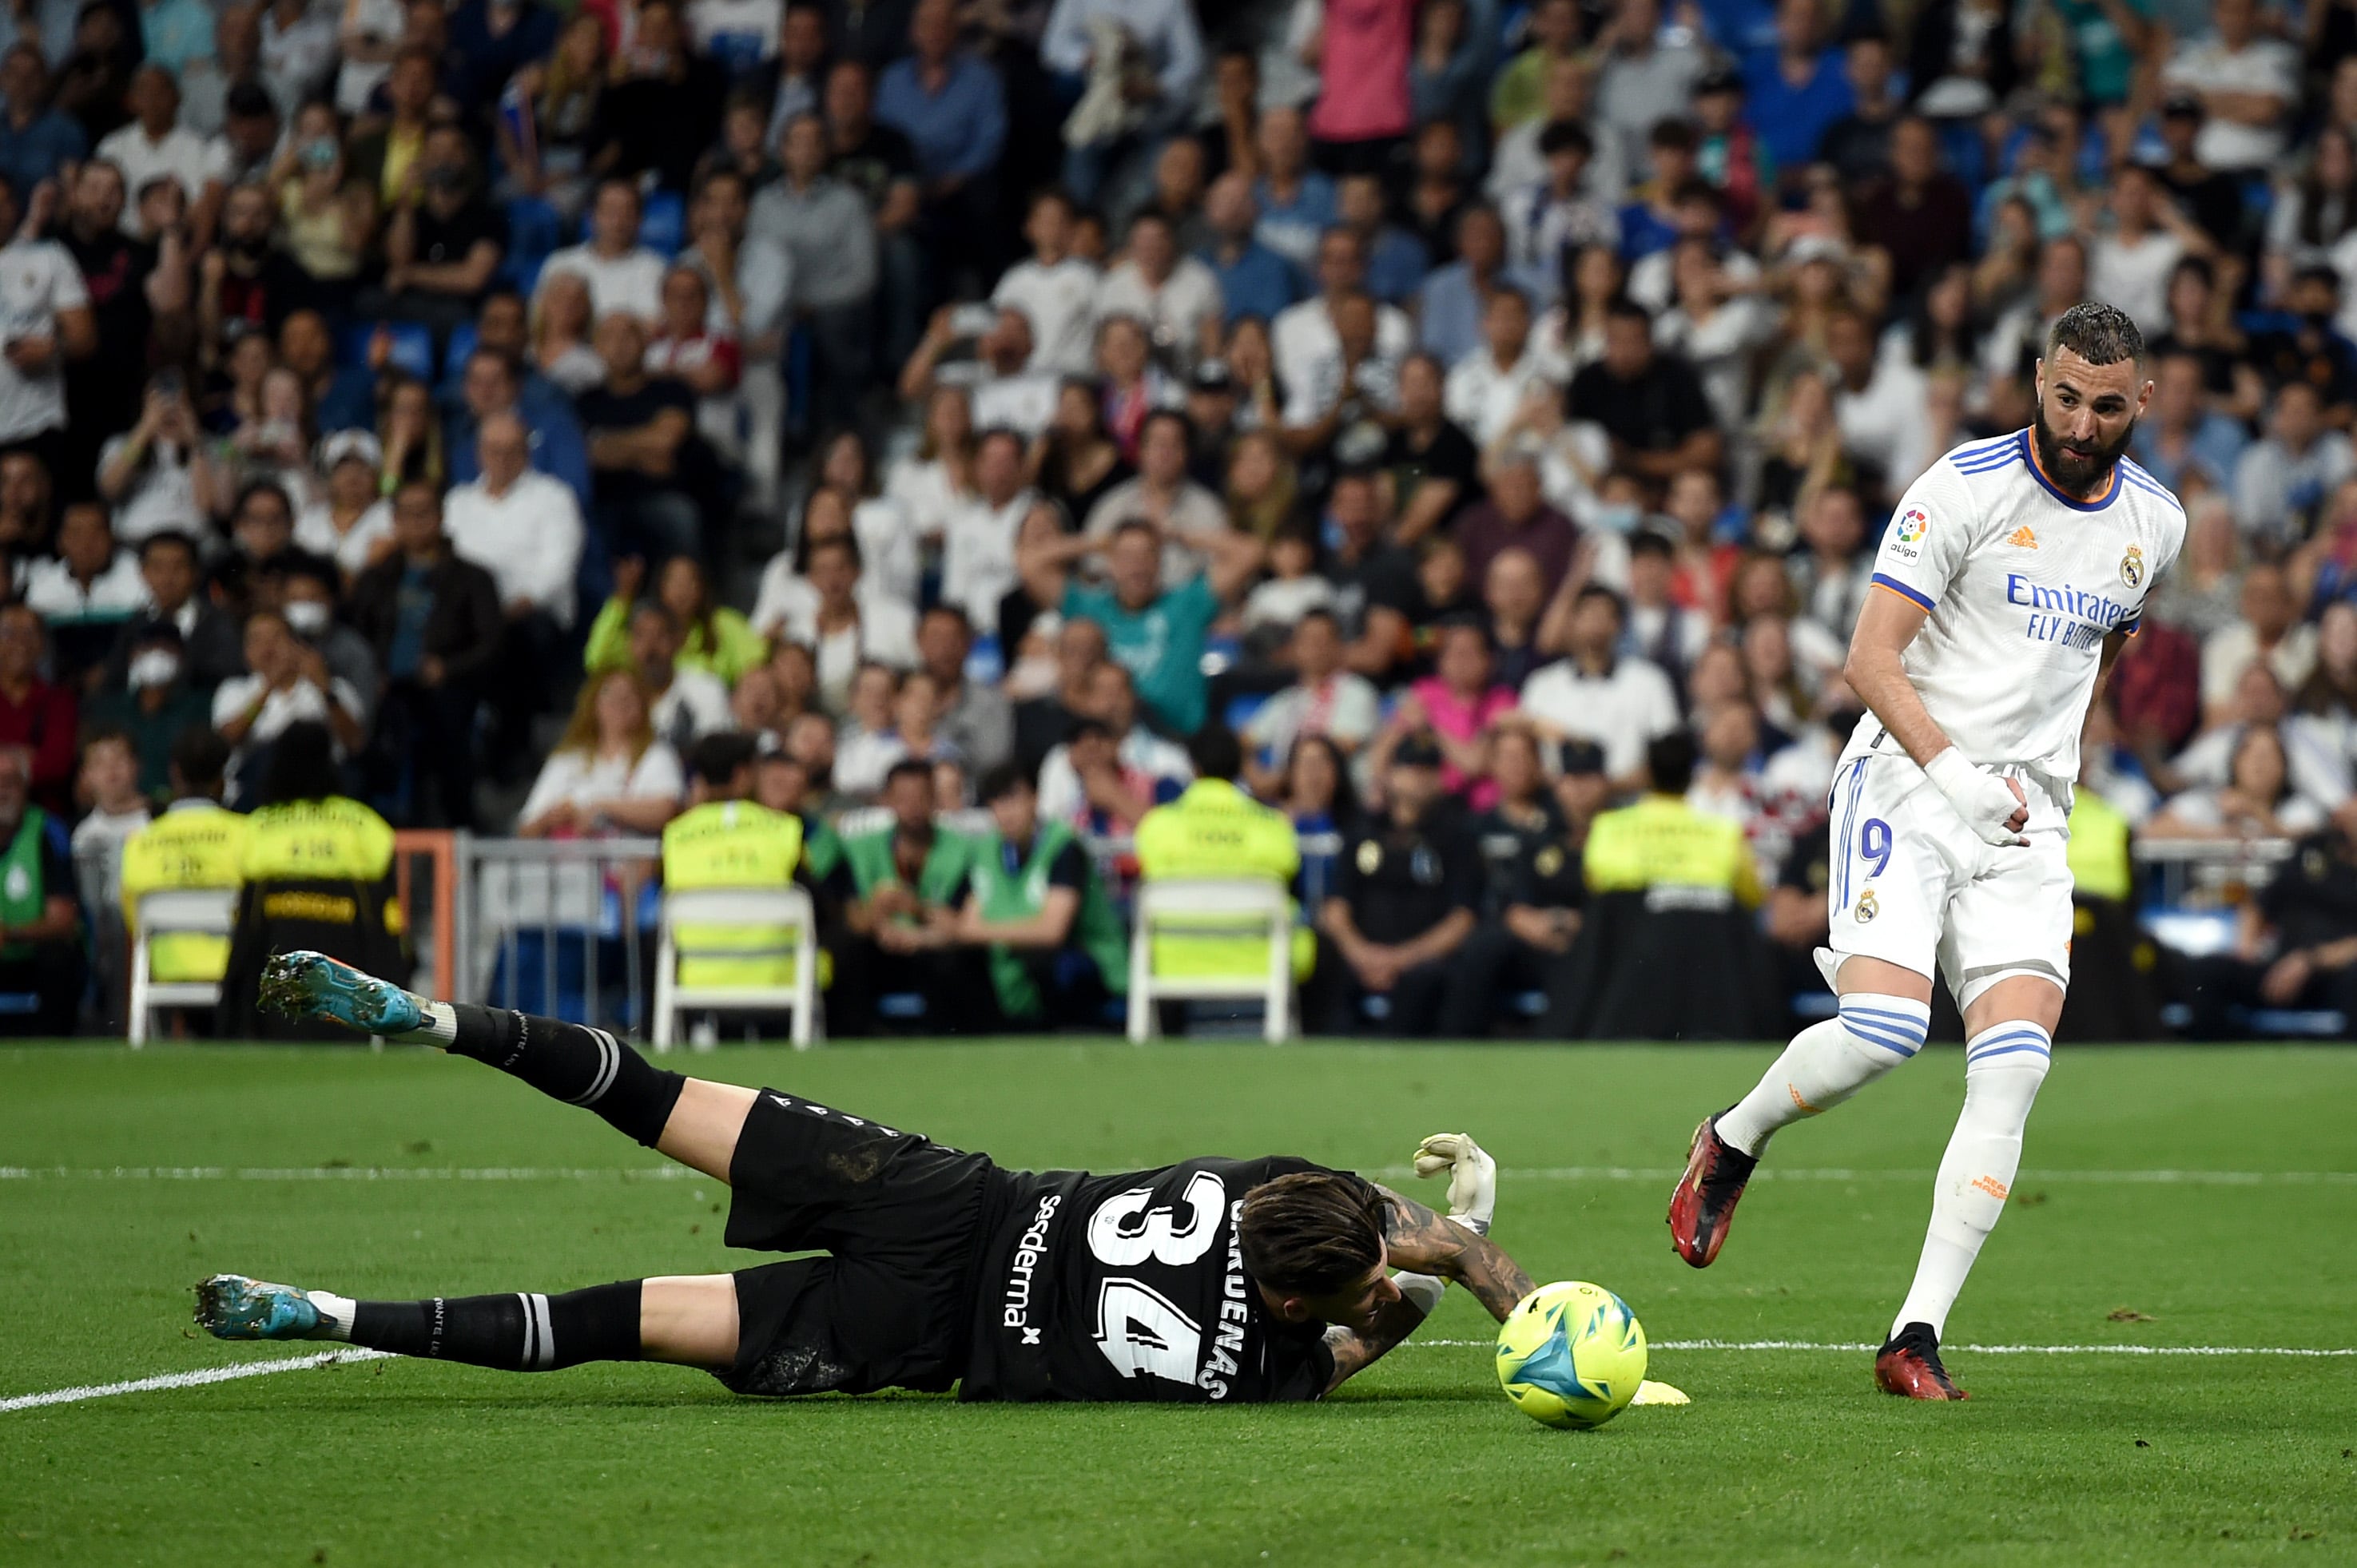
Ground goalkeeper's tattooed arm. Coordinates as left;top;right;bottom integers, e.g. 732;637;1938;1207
1376;1188;1536;1323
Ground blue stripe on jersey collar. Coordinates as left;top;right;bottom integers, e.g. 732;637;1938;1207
2021;428;2124;511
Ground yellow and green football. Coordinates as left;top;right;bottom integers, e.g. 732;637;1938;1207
1495;1280;1648;1430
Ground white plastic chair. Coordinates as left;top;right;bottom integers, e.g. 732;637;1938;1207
126;888;239;1046
651;886;821;1050
1127;879;1294;1045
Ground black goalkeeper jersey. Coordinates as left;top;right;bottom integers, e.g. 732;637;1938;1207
961;1155;1341;1403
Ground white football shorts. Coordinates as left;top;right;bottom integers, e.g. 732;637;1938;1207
1821;748;2074;1011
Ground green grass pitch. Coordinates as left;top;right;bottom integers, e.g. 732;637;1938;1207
3;1040;2354;1566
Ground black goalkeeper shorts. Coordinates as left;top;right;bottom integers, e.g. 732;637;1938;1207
717;1087;1012;1398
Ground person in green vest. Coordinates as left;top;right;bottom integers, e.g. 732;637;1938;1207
1133;725;1314;1013
661;734;811;1002
935;761;1129;1028
0;745;85;1034
1582;732;1763;909
583;555;769;686
829;758;980;1033
118;728;248;1009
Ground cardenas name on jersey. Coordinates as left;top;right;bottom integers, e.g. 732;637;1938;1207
1857;429;2187;783
962;1155;1339;1403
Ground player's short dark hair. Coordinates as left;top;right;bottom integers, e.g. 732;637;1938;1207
687;732;757;788
1537;118;1592;160
1647;729;1698;795
882;758;934;793
978;761;1031;804
1187;724;1242;782
171;724;229;792
2045;300;2144;369
138;529;200;566
1238;1170;1390;1296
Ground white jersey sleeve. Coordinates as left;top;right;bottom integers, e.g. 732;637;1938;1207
1868;459;1977;616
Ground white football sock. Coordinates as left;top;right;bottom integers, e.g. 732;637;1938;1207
307;1288;357;1341
397;1000;459;1046
1890;1022;2053;1340
1715;994;1932;1157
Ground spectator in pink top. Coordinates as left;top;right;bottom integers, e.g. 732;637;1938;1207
1390;614;1516;808
1308;0;1416;173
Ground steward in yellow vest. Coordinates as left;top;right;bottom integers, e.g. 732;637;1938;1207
118;729;248;988
1133;726;1313;986
661;735;812;990
219;721;407;1038
1584;768;1763;909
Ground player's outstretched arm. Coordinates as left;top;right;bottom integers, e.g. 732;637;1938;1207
1376;1188;1536;1324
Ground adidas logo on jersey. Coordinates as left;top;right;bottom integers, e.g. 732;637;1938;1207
2006;526;2037;549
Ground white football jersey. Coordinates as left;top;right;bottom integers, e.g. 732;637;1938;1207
1850;428;2186;784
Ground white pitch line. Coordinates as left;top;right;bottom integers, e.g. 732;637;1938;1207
5;1164;2353;1185
11;1337;2350;1415
0;1348;394;1413
1402;1339;2357;1356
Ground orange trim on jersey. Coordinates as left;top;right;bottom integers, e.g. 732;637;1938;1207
2023;428;2123;510
1872;581;1930;611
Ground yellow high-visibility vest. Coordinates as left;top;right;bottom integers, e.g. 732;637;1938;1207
120;802;248;982
662;800;809;987
1135;780;1314;982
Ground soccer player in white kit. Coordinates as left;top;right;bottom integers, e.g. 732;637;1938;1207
1666;303;2186;1399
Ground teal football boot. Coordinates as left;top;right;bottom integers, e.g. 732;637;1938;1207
195;1274;328;1341
261;950;423;1034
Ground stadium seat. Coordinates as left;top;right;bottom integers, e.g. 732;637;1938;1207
1127;879;1294;1045
640;190;686;257
340;320;435;380
125;888;237;1046
651;885;822;1050
503;195;565;292
443;321;479;382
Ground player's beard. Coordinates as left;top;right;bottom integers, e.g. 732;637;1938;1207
2031;406;2136;498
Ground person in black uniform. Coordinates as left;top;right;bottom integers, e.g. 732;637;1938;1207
194;952;1538;1404
1313;734;1483;1036
2176;822;2357;1039
1446;728;1597;1037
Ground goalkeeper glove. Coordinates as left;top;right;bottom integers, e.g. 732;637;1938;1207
1411;1132;1496;1235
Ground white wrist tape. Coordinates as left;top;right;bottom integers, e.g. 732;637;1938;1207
1393;1271;1446;1316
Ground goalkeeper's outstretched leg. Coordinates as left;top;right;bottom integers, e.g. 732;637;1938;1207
263;949;755;1185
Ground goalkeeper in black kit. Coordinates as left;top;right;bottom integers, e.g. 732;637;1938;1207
195;953;1534;1402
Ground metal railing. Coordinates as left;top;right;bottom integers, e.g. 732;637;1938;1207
458;836;663;1033
2131;836;2298;910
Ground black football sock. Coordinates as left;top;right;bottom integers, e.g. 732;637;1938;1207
443;1006;686;1147
344;1281;644;1370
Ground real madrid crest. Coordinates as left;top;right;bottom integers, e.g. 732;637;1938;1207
1854;887;1879;923
1356;840;1382;875
2120;544;2144;589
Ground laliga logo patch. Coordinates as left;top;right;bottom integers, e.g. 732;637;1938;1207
2120;545;2145;589
1854;888;1879;924
1890;507;1929;562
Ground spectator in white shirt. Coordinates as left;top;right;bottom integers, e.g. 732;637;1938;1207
2161;0;2298;174
0;177;94;450
211;607;367;797
1035;659;1191;827
1241;609;1382;795
443;411;587;765
2088;164;2211;338
2234;379;2357;553
993;189;1103;376
1516;582;1679;788
1094;208;1222;373
626;601;733;752
1271;227;1413;401
97;373;218;545
2201;562;2319;724
515;668;686;838
942;427;1055;629
536;178;669;324
896;302;1062;438
443;412;586;629
1502;119;1620;281
1445;285;1547;447
93;65;231;242
21;501;146;641
1826;304;1930;491
753;528;920;714
1080;407;1227;587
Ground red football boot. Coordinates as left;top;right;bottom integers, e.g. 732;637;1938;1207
1666;1113;1757;1268
1874;1323;1969;1400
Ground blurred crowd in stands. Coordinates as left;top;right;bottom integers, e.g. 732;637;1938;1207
22;0;2357;1036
